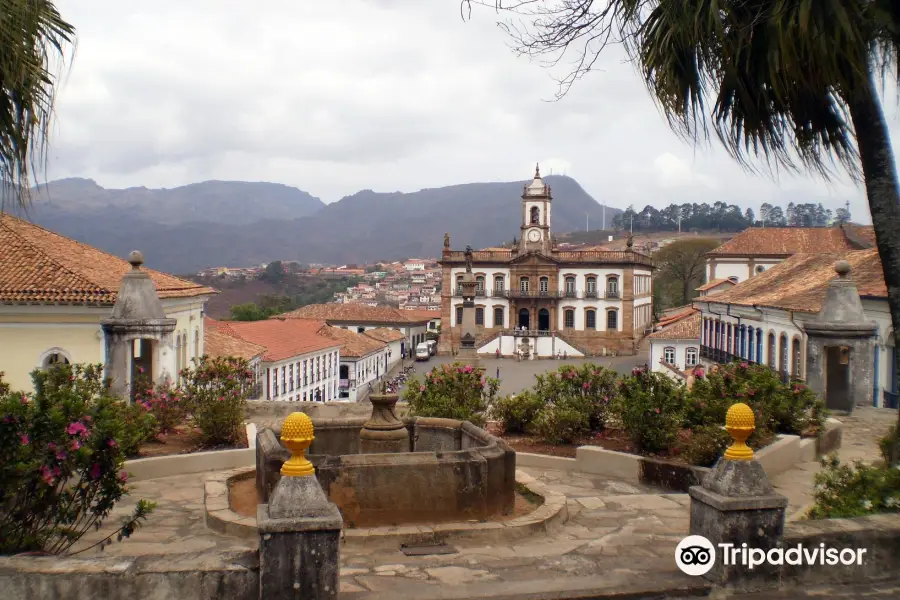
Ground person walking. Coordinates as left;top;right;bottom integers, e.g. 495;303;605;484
496;366;500;379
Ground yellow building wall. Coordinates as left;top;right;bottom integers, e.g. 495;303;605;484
0;298;207;394
0;326;104;392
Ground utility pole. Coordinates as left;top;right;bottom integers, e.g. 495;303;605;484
586;213;589;232
602;204;605;230
630;212;633;234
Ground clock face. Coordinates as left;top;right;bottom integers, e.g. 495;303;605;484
528;229;541;242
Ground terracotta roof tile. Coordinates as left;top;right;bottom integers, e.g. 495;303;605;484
220;318;339;362
280;303;430;325
696;279;735;292
402;308;440;321
203;322;266;361
697;249;885;313
0;214;215;304
649;311;700;340
363;327;407;343
708;227;862;257
313;324;386;358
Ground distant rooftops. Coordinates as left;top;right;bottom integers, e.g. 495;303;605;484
278;302;431;325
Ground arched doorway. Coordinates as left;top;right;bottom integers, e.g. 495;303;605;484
518;308;530;330
538;308;550;331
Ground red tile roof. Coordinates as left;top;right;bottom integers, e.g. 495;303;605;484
280;303;430;325
363;327;407;343
697;249;885;312
402;308;440;321
203;320;266;361
696;278;735;292
0;214;215;304
649;311;700;340
311;323;386;358
707;226;873;257
217;318;339;362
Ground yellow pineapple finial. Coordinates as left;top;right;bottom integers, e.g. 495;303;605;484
280;412;315;477
724;402;755;461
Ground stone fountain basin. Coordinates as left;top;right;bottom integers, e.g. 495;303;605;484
255;416;516;527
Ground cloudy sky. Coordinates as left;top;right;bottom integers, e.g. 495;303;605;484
48;0;899;222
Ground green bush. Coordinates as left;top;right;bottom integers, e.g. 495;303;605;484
181;356;254;446
114;401;157;458
807;455;900;519
530;404;589;445
686;363;825;437
880;425;898;465
531;364;618;430
680;425;731;467
403;363;499;427
491;391;544;434
0;365;154;555
614;368;685;454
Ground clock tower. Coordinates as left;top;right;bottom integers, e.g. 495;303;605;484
519;164;553;254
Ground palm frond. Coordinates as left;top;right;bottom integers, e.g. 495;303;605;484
0;0;75;211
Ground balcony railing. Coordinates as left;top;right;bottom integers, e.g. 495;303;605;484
505;329;554;337
450;288;629;300
339;378;356;390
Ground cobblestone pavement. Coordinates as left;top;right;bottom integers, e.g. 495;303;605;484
337;466;693;596
771;406;897;520
69;473;257;557
710;580;900;599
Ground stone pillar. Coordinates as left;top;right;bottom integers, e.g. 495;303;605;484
688;403;787;588
103;331;131;399
360;393;409;453
258;412;342;600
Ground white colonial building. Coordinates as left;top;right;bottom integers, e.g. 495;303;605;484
648;309;701;378
694;248;894;409
440;166;653;357
212;319;343;402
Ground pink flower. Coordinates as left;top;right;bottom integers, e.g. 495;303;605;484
89;463;102;480
19;394;28;405
48;442;57;451
67;422;88;436
419;386;426;392
138;366;145;374
56;451;67;461
119;471;129;483
108;439;118;448
464;365;473;374
582;382;591;390
694;368;705;379
19;434;29;446
40;465;54;485
740;362;749;369
654;408;661;414
70;440;81;451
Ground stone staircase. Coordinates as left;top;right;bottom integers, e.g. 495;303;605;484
554;331;597;357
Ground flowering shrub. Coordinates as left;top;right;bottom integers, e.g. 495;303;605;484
0;365;154;555
403;363;499;426
180;356;253;446
530;404;589;445
491;391;544;434
614;368;685;454
879;425;898;465
679;425;731;467
807;455;900;519
132;375;184;435
685;362;825;437
531;364;619;430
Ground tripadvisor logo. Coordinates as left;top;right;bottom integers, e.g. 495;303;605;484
675;535;868;576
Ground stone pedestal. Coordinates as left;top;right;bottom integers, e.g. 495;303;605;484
689;459;787;588
360;393;409;454
258;476;343;600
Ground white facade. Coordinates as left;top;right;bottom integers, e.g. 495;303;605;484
264;346;342;402
705;257;783;284
332;322;429;358
405;261;426;271
694;297;894;407
650;339;700;375
338;346;391;401
478;335;584;358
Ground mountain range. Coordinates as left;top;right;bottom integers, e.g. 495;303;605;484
17;175;622;274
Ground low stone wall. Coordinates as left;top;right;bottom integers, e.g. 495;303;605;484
126;448;255;482
518;426;842;493
780;514;900;586
0;550;259;600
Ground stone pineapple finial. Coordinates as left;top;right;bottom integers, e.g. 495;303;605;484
280;412;315;477
724;403;755;461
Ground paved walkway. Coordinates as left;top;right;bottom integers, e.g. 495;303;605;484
771;406;896;520
69;406;897;597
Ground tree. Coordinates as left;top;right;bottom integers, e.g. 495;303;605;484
835;206;852;225
744;208;755;226
653;238;721;308
0;1;75;209
260;260;286;283
465;0;900;458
